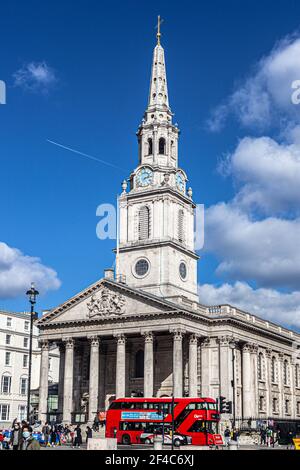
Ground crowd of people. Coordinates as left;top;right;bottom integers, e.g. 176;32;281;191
0;419;95;450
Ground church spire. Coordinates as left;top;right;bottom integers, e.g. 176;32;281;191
147;16;170;112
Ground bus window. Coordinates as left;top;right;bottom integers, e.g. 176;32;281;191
187;421;207;433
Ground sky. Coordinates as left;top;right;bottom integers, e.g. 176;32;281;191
1;0;300;329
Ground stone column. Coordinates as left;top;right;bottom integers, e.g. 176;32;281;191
189;334;198;397
115;334;126;398
143;332;154;398
200;338;211;396
63;338;75;424
242;343;252;419
38;340;49;423
250;345;258;416
265;349;272;416
88;336;100;423
278;353;284;417
173;330;184;397
57;344;65;417
218;336;234;403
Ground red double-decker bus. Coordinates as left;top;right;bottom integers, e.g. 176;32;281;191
105;397;221;446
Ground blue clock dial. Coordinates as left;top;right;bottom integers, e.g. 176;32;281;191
176;173;184;192
137;168;153;187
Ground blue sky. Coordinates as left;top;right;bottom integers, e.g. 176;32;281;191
1;0;300;329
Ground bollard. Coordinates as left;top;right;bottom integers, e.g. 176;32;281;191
153;435;163;450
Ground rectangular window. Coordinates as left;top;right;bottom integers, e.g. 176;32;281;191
297;402;300;415
5;334;11;345
23;354;28;368
24;320;29;331
5;352;11;366
20;377;28;395
272;398;278;413
23;337;29;348
6;317;12;328
18;405;27;422
1;376;11;394
0;404;10;421
48;357;52;371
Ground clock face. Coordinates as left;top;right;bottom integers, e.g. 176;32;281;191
176;172;185;192
137;167;153;187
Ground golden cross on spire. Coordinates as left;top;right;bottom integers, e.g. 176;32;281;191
156;15;164;45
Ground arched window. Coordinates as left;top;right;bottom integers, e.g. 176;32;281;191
138;206;150;240
178;209;185;243
258;353;264;380
1;374;11;394
148;138;153;155
135;350;144;378
271;356;276;383
159;138;166;155
284;360;289;385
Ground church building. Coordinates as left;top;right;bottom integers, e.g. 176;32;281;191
37;24;300;427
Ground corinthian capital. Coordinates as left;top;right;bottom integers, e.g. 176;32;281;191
64;338;75;349
88;336;100;347
142;331;154;343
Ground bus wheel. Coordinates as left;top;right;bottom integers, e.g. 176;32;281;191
145;438;151;445
122;434;131;445
173;438;181;447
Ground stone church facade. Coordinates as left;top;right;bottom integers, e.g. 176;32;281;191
37;29;300;425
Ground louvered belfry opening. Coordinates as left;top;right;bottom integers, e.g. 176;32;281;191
178;209;184;243
138;206;150;240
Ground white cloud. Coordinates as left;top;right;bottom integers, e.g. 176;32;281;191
208;35;300;131
0;242;61;300
13;62;57;93
222;136;300;215
199;281;300;329
204;203;300;289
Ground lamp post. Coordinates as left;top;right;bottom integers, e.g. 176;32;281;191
26;283;39;423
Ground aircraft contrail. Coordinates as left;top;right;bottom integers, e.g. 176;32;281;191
47;139;125;171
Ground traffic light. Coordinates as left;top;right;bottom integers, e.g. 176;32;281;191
219;396;227;413
219;396;233;414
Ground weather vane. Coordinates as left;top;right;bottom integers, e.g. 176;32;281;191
156;15;164;45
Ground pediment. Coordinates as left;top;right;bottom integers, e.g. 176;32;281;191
37;279;177;326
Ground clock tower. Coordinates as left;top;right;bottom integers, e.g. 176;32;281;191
117;18;199;302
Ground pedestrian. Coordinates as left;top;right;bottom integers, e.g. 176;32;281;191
287;430;294;450
73;425;82;449
232;428;240;447
21;426;40;450
10;422;22;450
50;424;57;447
86;426;92;444
42;422;50;447
266;427;272;447
260;428;266;445
224;426;231;447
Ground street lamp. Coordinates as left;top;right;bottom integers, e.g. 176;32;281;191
26;283;39;423
229;342;236;428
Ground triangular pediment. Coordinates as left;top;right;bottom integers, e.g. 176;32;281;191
37;278;180;326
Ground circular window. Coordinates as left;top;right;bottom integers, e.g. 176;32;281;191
135;259;150;277
179;262;187;280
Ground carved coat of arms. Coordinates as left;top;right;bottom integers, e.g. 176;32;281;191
87;287;126;318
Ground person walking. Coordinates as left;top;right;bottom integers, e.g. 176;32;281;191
86;426;92;445
21;426;40;450
73;425;82;449
224;426;231;447
42;422;50;447
10;422;22;450
260;428;266;446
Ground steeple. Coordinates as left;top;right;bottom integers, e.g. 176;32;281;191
137;16;179;169
147;16;170;112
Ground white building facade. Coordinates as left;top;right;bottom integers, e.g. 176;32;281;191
37;29;300;427
0;310;59;427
